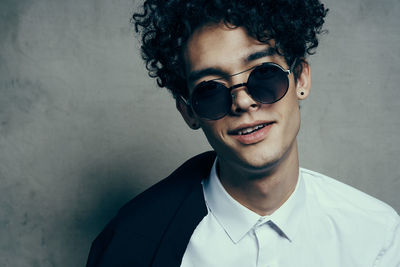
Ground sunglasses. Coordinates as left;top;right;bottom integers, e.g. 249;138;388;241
181;61;296;120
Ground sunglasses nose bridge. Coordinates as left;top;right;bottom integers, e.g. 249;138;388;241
229;82;247;92
229;82;261;115
229;82;247;100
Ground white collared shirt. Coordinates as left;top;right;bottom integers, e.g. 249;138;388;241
181;159;400;267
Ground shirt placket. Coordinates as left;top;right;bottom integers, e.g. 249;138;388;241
253;218;279;267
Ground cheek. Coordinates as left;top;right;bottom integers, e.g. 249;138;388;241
284;99;301;135
199;121;228;147
275;87;301;133
199;121;220;139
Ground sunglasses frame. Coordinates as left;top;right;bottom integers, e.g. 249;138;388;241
181;60;297;120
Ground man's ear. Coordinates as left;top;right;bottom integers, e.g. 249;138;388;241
176;97;201;130
295;60;311;100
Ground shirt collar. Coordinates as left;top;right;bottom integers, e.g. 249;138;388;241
203;158;306;244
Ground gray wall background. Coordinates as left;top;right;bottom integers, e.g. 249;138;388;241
0;0;399;266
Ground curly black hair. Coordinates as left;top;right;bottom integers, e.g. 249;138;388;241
132;0;328;98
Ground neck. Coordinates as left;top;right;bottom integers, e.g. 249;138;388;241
218;140;299;216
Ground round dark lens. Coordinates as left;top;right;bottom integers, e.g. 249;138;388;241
191;81;231;120
247;64;289;104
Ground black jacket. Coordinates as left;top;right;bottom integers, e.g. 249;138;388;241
86;151;216;267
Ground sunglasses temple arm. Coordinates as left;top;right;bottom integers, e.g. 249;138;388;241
179;95;191;106
289;58;297;74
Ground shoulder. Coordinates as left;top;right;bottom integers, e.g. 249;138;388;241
115;150;216;224
298;168;400;264
300;168;399;256
87;151;216;267
300;167;398;221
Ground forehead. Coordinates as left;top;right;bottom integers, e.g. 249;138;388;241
184;23;279;78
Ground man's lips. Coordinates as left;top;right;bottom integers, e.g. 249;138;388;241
228;121;275;145
228;121;275;135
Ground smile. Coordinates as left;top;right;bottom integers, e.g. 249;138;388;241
230;122;274;135
237;123;268;135
229;121;275;145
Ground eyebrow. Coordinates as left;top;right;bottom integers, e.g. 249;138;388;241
245;47;276;62
187;68;227;84
187;47;277;84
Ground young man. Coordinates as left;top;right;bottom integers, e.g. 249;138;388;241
87;0;400;266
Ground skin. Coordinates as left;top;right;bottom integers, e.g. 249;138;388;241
177;23;311;216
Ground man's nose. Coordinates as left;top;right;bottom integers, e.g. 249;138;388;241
230;84;260;115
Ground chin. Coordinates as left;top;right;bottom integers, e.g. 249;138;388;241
243;154;281;172
224;136;298;174
222;146;283;173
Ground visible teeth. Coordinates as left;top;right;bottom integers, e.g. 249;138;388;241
238;124;266;135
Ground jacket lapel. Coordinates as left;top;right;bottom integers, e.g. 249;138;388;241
151;152;215;267
151;182;207;267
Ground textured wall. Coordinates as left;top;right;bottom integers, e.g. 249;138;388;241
0;0;399;266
